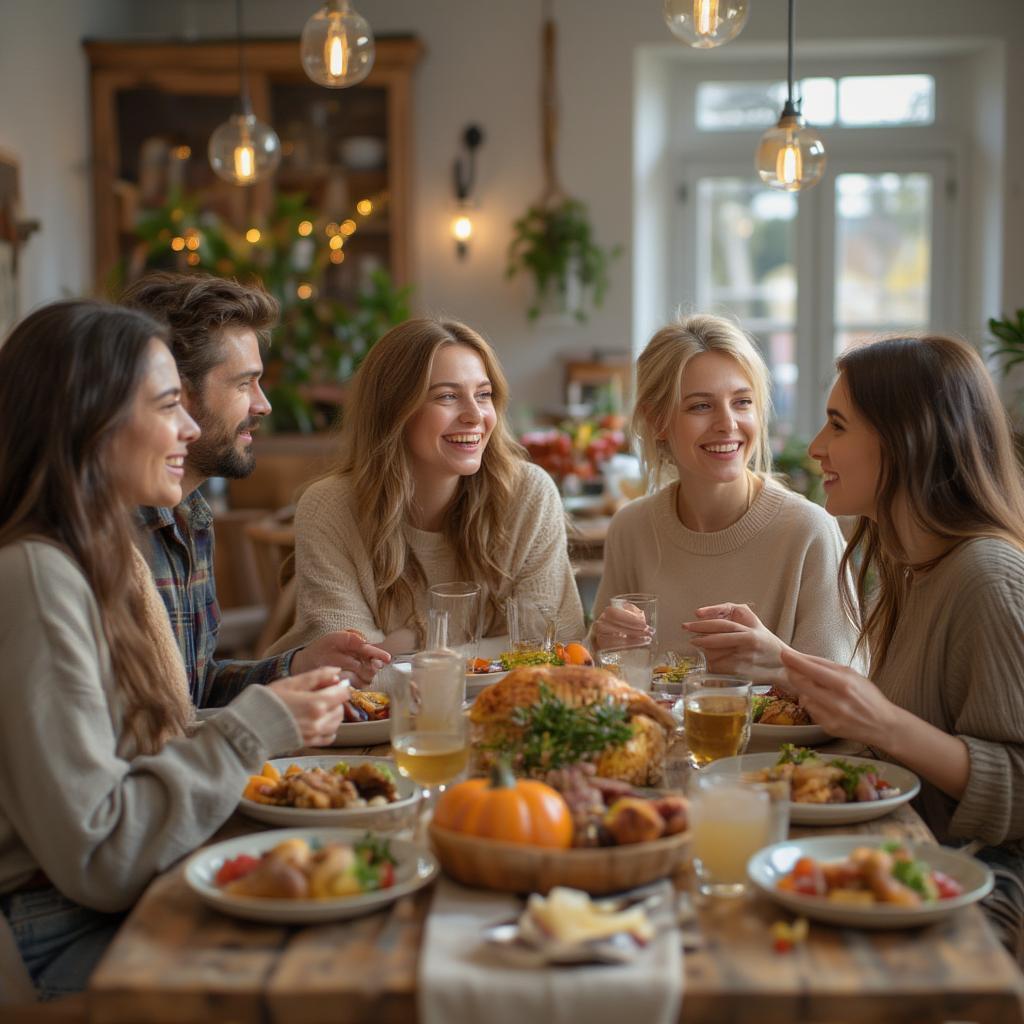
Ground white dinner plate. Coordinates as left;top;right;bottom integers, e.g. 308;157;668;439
332;717;391;746
750;722;833;746
702;752;921;825
747;836;993;929
184;827;438;925
238;755;421;828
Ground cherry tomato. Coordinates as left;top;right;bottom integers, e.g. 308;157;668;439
215;854;260;886
932;870;963;900
379;862;395;889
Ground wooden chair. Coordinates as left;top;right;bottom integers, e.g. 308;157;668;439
244;510;298;655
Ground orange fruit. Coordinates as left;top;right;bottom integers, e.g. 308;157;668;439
563;642;593;666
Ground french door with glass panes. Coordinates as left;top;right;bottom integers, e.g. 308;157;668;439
675;156;955;440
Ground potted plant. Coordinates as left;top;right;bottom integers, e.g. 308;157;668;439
506;197;620;322
989;309;1024;449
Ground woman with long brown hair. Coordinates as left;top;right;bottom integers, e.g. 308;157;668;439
270;317;584;656
733;333;1024;957
0;301;351;1000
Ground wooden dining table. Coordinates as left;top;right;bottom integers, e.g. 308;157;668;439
85;731;1024;1024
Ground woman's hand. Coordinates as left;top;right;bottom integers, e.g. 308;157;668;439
684;603;790;685
267;668;352;746
291;630;391;686
779;647;901;749
592;602;653;651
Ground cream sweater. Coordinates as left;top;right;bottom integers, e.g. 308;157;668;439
873;538;1024;853
269;461;585;653
0;540;301;908
593;477;862;666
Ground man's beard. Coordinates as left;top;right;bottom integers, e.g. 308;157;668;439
188;410;260;480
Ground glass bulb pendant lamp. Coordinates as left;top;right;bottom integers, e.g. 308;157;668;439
664;0;750;49
301;0;375;88
755;0;825;191
208;0;281;185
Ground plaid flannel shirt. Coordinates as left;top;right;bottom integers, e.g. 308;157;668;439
139;491;296;708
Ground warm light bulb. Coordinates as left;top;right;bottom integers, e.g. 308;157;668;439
245;228;261;243
664;0;748;49
356;198;373;216
208;113;281;186
452;215;473;242
301;1;375;88
755;112;827;192
297;220;314;236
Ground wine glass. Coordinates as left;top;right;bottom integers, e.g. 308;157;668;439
389;650;469;803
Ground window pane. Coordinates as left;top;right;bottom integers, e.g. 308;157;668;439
834;172;932;354
695;178;798;431
696;78;835;130
838;75;935;126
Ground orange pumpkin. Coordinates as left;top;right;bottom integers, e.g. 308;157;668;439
433;762;573;849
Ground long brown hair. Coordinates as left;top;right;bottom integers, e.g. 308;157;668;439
0;300;192;753
633;313;774;491
336;317;527;632
836;333;1024;671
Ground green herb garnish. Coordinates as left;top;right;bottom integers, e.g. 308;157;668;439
489;683;634;774
830;758;873;800
776;743;817;765
752;695;770;722
891;856;938;901
499;649;564;669
330;761;350;775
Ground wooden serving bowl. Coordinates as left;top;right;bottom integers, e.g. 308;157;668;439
428;824;691;895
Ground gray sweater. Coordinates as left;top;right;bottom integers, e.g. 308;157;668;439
0;541;301;910
874;537;1024;853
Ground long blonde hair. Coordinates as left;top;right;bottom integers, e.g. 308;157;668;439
337;317;527;632
632;313;773;490
836;333;1024;673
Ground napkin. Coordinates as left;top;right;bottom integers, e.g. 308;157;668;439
418;878;683;1024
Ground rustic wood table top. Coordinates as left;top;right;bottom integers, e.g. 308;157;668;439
87;739;1024;1024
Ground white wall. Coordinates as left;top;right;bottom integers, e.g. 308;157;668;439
2;0;1022;412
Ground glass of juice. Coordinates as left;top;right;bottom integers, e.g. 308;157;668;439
683;673;753;768
390;650;469;797
688;771;773;898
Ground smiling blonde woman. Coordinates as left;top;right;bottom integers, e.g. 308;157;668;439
269;317;584;657
592;313;861;680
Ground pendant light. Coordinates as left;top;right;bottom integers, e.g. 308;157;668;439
300;0;375;88
664;0;750;50
208;0;282;186
755;0;825;192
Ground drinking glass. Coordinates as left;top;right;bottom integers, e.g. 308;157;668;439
428;582;482;664
652;643;708;694
683;673;753;768
610;593;658;647
688;771;773;898
390;650;469;794
505;597;556;657
596;643;655;691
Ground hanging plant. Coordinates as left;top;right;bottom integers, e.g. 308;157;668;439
506;13;619;323
506;197;619;322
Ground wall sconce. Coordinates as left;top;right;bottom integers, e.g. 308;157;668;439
451;124;484;259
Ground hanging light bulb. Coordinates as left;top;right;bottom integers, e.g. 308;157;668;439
754;0;826;191
663;0;749;49
209;0;281;185
301;0;375;88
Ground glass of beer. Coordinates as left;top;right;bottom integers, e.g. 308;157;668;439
683;673;753;768
390;650;469;796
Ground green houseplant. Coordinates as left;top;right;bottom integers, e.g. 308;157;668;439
125;189;411;433
506;197;620;322
989;308;1024;456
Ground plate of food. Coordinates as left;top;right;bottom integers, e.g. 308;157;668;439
650;657;705;694
466;640;594;696
332;689;391;746
747;836;993;929
751;689;832;745
239;755;420;828
184;828;438;925
703;746;920;825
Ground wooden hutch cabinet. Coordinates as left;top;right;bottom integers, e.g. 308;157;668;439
84;36;423;296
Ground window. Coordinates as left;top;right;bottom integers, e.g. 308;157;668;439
673;61;957;439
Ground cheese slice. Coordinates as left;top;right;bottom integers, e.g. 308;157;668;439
524;887;654;945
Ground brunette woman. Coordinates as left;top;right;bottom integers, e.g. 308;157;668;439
268;317;584;657
773;334;1024;958
0;301;350;999
592;314;861;676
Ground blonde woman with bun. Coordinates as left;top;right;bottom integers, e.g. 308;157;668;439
269;317;584;658
592;313;861;681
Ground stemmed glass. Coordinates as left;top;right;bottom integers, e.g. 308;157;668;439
389;650;469;802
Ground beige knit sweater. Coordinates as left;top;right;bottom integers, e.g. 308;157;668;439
269;461;585;654
593;477;863;667
873;537;1024;853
